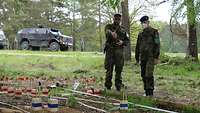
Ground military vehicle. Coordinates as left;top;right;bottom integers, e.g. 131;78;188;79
16;28;73;51
0;30;8;49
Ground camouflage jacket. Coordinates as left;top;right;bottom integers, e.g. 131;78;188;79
104;24;129;51
135;27;160;61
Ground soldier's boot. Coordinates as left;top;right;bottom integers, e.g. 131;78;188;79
105;67;114;90
149;90;153;96
143;79;153;96
115;73;122;91
115;79;122;91
105;76;112;90
116;83;124;91
145;90;153;96
105;80;112;90
143;75;154;96
115;65;123;91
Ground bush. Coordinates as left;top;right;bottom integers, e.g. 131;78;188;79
168;57;185;65
159;53;198;66
160;53;170;63
67;95;78;107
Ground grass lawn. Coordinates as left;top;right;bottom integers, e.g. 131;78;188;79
0;50;200;112
0;50;104;77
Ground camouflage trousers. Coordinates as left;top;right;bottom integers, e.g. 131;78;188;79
140;58;155;91
104;48;124;90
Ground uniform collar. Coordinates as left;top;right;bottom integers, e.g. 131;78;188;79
143;26;152;32
112;23;120;27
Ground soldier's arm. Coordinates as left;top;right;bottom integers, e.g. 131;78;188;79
117;26;129;46
135;34;141;62
153;30;160;59
105;24;113;39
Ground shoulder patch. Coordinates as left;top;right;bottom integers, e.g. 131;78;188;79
126;32;129;38
154;31;160;44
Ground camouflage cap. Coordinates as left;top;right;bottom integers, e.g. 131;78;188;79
140;16;149;23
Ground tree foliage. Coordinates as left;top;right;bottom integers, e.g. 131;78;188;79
0;0;199;53
0;0;114;51
102;0;121;10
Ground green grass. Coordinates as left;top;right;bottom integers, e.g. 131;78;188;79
0;50;104;77
0;50;200;112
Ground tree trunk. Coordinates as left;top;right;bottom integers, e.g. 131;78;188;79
169;18;175;52
72;0;76;51
98;0;103;52
80;38;85;52
121;0;131;60
186;0;198;60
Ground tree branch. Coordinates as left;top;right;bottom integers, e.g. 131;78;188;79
144;0;170;6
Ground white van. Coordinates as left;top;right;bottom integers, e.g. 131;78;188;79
0;29;8;49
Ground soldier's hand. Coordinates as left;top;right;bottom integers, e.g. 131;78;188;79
111;32;117;39
154;58;160;65
117;40;123;45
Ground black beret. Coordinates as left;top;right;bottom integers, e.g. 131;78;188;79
140;16;149;23
114;13;122;17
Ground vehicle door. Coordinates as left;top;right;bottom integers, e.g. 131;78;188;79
39;28;49;47
27;28;39;46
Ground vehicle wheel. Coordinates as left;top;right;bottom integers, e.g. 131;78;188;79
49;42;60;51
0;45;3;49
20;41;29;50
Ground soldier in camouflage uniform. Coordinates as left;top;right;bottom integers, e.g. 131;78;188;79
104;14;129;91
135;16;160;96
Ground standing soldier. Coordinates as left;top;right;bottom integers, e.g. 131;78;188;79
104;14;129;91
135;16;160;96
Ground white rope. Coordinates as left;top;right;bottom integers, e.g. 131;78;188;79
78;101;108;113
134;103;178;113
65;89;106;99
0;101;30;113
49;97;107;113
65;89;178;113
0;88;179;113
76;97;119;106
104;96;178;113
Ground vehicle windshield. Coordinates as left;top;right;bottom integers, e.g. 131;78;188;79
50;30;62;36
